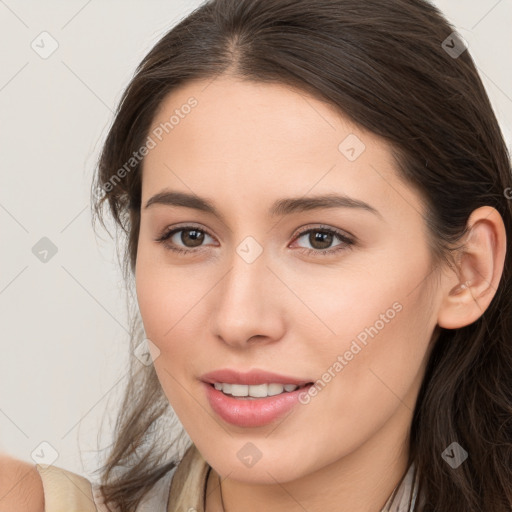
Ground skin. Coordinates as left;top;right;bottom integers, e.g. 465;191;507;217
0;455;44;512
135;75;506;512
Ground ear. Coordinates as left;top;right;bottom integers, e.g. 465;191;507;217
437;206;507;329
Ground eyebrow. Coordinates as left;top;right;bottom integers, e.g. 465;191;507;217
144;190;382;220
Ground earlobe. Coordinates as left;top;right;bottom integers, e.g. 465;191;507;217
437;206;507;330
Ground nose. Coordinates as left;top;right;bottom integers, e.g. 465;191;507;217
209;245;286;349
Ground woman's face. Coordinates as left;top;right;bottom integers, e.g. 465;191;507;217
135;75;443;484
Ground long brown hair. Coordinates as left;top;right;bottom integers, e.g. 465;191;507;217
91;0;512;510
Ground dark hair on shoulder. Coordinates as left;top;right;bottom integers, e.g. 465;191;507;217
91;1;512;510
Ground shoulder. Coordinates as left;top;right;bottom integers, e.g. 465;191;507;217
0;454;45;512
35;462;99;512
0;455;99;512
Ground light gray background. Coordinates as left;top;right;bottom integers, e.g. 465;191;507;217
1;0;511;479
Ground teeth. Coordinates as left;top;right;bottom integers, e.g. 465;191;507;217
213;382;301;397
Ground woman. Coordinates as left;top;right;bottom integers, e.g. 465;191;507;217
7;0;511;511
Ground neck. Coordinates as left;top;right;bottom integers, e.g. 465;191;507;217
205;404;413;512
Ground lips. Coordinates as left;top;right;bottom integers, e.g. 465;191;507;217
200;368;313;386
203;381;314;427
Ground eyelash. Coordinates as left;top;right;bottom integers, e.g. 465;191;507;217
154;224;355;257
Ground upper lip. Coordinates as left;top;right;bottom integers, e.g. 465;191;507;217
201;368;313;386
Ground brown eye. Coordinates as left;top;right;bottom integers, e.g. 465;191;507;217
179;228;205;248
306;230;334;250
155;225;215;254
291;226;355;257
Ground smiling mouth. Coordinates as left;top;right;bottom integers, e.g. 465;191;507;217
209;382;314;399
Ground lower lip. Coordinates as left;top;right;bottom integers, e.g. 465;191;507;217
203;382;313;428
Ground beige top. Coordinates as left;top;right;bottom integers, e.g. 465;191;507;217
36;444;424;511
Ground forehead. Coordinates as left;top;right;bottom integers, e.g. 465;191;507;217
141;76;424;223
147;76;367;162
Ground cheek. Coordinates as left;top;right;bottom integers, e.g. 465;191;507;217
135;259;199;411
135;268;172;341
296;245;434;412
333;298;430;448
134;246;216;400
135;238;201;337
